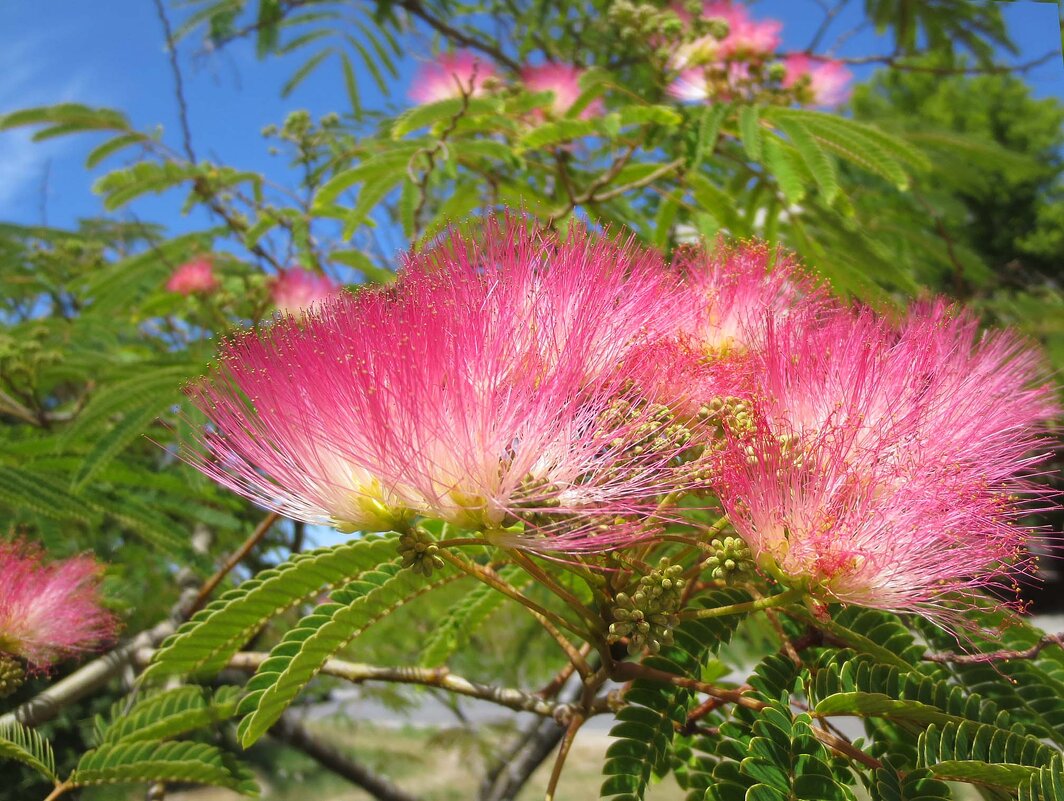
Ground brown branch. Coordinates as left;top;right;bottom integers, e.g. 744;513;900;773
811;728;882;770
397;0;521;72
188;512;280;614
152;0;196;163
923;632;1064;665
209;651;608;724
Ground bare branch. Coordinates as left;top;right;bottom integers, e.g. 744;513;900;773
214;651;608;724
188;512;280;614
924;632;1064;664
152;0;196;162
825;50;1058;75
397;0;521;72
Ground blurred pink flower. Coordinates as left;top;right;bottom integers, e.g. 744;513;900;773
702;1;781;59
675;241;828;357
0;541;115;671
166;258;218;295
409;52;496;104
522;64;603;118
186;223;716;552
271;267;342;317
782;54;852;106
668;69;711;103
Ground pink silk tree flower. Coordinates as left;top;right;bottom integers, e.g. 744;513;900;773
521;64;603;118
702;1;781;59
166;258;218;295
675;241;829;358
0;541;115;673
186;223;718;552
716;427;1033;618
668;69;711;103
271;267;342;317
409;52;496;104
782;54;852;106
754;302;1057;489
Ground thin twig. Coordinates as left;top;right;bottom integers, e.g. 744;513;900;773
825;50;1057;74
210;651;608;723
152;0;196;162
397;0;521;72
188;512;280;614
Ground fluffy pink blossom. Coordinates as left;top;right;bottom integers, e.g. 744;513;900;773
409;52;496;104
166;258;218;295
675;241;828;358
522;64;603;118
714;300;1057;618
0;541;115;671
702;1;781;59
717;426;1032;617
668;69;711;103
755;302;1057;485
186;223;717;552
782;54;852;106
271;267;342;317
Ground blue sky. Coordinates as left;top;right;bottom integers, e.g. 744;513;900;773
0;0;1061;233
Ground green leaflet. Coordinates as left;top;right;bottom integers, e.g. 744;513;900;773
1019;755;1064;801
0;103;132;137
770;115;839;205
312;147;419;209
419;564;529;667
71;399;168;490
96;686;241;745
391;97;501;139
810;651;1011;729
617;105;683;127
872;763;951;801
0;721;57;783
71;740;258;795
738;105;764;162
146;534;400;680
518;118;603;150
919;720;1056;786
236;560;460;745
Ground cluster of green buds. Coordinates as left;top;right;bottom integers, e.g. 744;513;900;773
597;400;693;459
398;527;445;577
699;396;756;439
608;558;686;655
0;655;25;699
701;535;754;582
607;1;686;42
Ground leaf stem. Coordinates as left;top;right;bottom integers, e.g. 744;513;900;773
793;599;912;670
682;587;804;620
437;550;587;640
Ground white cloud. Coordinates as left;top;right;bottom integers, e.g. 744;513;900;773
0;35;100;217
